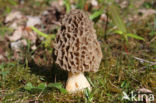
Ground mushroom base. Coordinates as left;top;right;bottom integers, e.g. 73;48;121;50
66;72;91;93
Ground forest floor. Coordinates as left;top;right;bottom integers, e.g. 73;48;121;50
0;0;156;103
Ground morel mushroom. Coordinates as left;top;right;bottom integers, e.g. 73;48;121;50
54;10;102;93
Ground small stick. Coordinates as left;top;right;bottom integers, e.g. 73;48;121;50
122;52;156;69
150;35;156;43
133;56;156;64
141;63;156;69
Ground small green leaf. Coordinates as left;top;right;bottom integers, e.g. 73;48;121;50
114;30;123;35
37;83;47;90
30;26;56;48
89;10;103;20
63;0;71;13
114;30;144;41
47;83;62;88
59;88;67;94
121;81;126;88
48;83;67;93
126;33;145;41
24;82;35;91
30;26;48;38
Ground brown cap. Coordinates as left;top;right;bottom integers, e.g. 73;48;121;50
54;10;102;73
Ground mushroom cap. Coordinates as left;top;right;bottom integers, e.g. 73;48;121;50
54;10;102;73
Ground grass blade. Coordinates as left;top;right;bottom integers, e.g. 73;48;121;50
126;33;145;41
63;0;71;13
30;26;48;38
76;0;86;9
108;4;128;41
89;10;103;20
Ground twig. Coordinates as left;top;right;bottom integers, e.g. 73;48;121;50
133;56;156;64
150;35;156;43
141;63;156;69
122;52;156;69
35;90;44;101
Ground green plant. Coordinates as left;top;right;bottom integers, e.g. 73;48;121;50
24;82;47;91
120;80;130;90
0;63;10;80
76;0;86;10
63;0;71;13
0;25;13;37
89;10;103;20
47;83;67;93
4;6;11;15
143;2;153;9
84;88;94;103
7;0;17;6
108;4;145;43
24;82;67;93
30;26;55;48
149;17;156;36
24;82;36;91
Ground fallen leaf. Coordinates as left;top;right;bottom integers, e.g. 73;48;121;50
91;0;98;7
11;39;27;52
5;11;23;23
138;9;156;20
26;16;41;27
8;27;23;41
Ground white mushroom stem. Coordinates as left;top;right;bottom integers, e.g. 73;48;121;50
66;72;91;93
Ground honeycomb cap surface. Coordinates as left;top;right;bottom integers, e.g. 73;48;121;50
54;10;103;73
